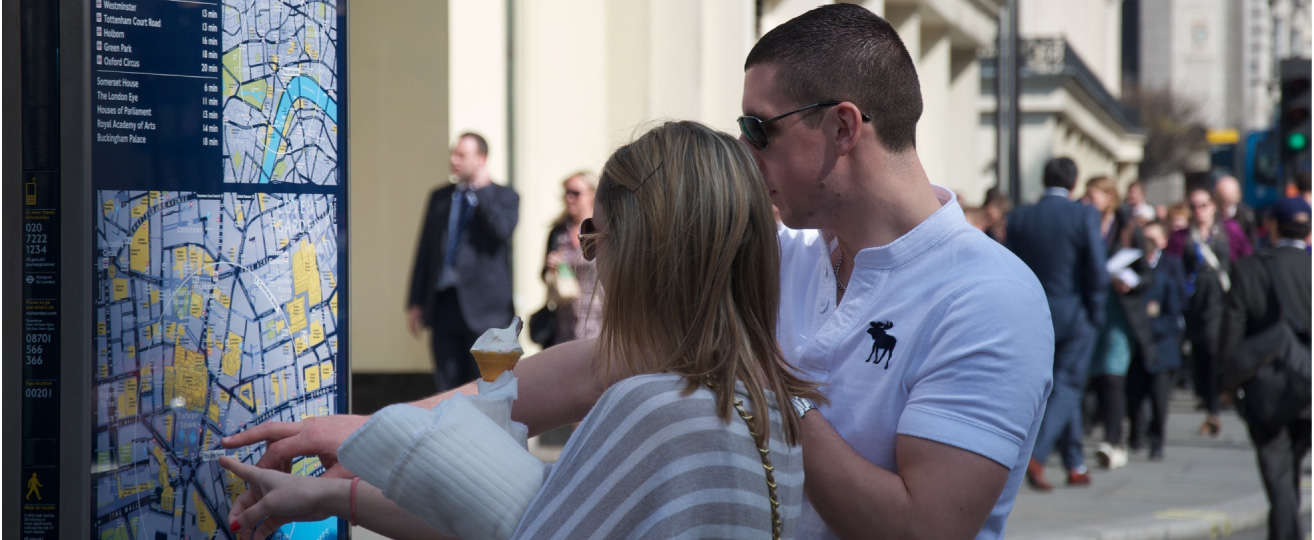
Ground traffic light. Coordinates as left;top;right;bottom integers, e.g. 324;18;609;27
1279;58;1311;172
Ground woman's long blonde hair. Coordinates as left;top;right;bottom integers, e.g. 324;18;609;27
592;120;823;446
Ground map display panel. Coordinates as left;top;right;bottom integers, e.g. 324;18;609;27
92;191;340;539
223;0;340;185
88;0;346;536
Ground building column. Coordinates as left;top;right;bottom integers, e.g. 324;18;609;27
349;0;452;374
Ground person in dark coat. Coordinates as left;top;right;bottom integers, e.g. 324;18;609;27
1219;197;1312;540
1007;157;1109;490
407;133;520;391
1165;186;1253;436
1124;220;1185;460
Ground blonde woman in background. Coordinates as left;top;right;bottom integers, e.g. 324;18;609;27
541;171;603;346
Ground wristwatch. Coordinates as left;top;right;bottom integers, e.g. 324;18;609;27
791;396;817;418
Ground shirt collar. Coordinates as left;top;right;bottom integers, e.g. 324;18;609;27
1043;187;1071;199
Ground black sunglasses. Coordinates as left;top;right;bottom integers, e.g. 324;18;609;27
737;101;871;150
578;217;605;261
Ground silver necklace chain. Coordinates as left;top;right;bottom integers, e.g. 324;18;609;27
834;249;846;292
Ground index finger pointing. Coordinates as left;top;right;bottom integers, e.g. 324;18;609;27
221;421;299;450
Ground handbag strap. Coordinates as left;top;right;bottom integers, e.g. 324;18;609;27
732;397;782;540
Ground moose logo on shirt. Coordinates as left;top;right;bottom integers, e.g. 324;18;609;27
866;320;897;369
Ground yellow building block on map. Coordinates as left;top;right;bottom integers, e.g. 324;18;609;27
187;246;201;272
237;383;254;408
319;361;333;384
118;442;132;465
139;362;151;392
285;296;307;333
165;322;176;339
149;191;160;206
130;225;150;274
194;490;218;534
99;363;108;378
100;522;129;540
103;200;115;216
220;291;231;309
189;293;204;318
112;278;129;301
209;397;220;424
98;321;106;336
310;321;324;346
150;287;160;307
293;239;322;304
330;291;337;318
304;364;321;392
107;265;116;279
118;377;138;417
125;344;135;359
131;199;147;218
162;414;173;441
258;194;266;212
295;336;308;355
160;485;174;515
226;470;246;501
221;344;241;378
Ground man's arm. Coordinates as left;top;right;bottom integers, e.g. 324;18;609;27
470;185;520;242
221;338;603;474
407;191;438;311
801;416;1008;540
1081;207;1110;328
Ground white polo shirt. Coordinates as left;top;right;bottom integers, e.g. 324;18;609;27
780;186;1054;540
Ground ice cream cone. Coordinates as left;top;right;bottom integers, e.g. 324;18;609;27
473;350;522;382
470;317;524;382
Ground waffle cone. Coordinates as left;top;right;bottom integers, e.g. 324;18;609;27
472;350;522;382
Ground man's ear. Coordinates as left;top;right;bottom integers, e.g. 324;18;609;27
830;102;865;157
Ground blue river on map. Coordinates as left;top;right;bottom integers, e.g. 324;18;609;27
260;75;338;183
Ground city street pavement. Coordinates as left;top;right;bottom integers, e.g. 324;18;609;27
1005;390;1311;540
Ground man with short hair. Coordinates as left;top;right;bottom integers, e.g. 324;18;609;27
407;132;519;391
227;6;1053;539
1005;157;1109;490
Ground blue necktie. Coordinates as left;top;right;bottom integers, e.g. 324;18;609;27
438;191;472;290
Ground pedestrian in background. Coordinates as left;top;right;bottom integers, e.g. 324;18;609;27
406;132;520;391
1125;220;1185;461
1219;197;1311;540
538;171;603;347
1082;176;1140;470
1007;157;1109;490
1215;175;1259;246
1166;186;1251;436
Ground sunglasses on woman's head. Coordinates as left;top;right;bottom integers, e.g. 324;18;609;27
737;101;871;151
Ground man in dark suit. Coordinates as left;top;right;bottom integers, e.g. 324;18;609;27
1006;157;1109;491
407;132;520;391
1219;197;1311;540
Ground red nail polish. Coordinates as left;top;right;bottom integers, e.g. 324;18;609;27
230;521;241;532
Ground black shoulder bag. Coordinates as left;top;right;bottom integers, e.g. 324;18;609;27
1225;256;1312;435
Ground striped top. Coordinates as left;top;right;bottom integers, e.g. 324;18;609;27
512;373;804;540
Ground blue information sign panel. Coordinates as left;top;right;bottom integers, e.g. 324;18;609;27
88;1;346;538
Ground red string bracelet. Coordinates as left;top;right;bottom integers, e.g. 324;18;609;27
349;477;360;527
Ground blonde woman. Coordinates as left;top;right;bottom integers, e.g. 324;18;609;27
539;171;603;346
222;121;823;539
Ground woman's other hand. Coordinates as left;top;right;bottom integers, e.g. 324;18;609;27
220;456;347;538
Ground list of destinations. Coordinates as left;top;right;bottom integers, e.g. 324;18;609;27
91;0;222;191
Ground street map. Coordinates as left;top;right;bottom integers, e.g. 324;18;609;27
92;190;340;540
223;0;339;185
